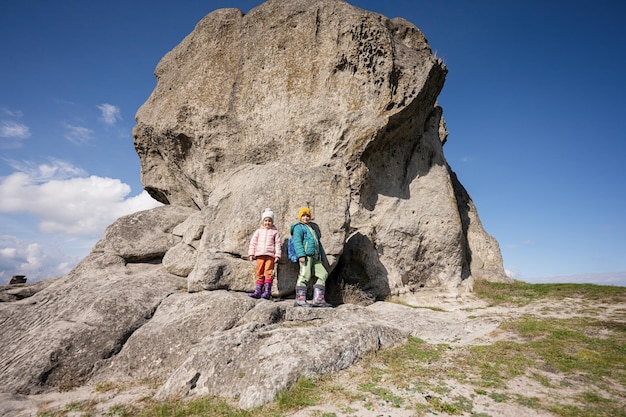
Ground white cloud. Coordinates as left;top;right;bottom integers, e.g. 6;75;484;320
0;120;30;139
2;108;24;118
0;161;163;282
98;103;121;125
5;158;87;182
0;160;162;237
0;246;17;259
64;123;94;144
0;234;79;283
505;269;519;279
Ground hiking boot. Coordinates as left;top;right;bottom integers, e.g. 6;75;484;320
261;282;272;299
294;285;311;307
312;284;332;307
248;283;263;299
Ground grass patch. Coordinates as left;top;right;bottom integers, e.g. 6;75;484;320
104;404;137;416
95;381;118;393
488;392;507;403
425;395;463;415
370;336;450;388
446;286;625;417
466;340;534;388
106;377;323;417
275;376;320;411
500;316;626;384
357;382;403;407
514;393;542;409
474;280;626;307
136;397;250;417
65;402;85;411
450;394;473;413
548;402;626;417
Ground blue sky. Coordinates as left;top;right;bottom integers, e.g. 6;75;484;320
1;0;625;286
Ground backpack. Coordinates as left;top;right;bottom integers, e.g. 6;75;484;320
287;224;307;262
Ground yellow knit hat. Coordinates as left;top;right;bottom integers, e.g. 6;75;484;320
298;207;311;220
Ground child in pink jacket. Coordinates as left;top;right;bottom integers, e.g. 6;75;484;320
248;208;281;299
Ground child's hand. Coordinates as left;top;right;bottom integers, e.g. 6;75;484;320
249;256;254;261
299;257;305;264
275;257;280;262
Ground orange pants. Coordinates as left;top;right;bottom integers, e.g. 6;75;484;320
255;255;275;284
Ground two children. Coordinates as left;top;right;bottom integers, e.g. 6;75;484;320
247;208;281;299
247;207;331;307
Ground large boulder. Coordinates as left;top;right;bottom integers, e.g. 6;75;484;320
133;0;508;298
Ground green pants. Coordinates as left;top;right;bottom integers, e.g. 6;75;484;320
296;256;328;287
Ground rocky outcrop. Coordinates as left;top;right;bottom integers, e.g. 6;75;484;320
93;291;410;409
1;276;502;411
0;279;52;302
0;0;510;411
0;205;192;394
133;0;507;297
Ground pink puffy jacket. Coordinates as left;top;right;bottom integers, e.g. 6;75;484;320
248;226;282;258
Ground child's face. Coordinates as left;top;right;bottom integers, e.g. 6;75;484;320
262;217;273;228
300;213;310;224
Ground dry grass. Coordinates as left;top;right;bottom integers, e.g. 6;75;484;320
340;283;375;306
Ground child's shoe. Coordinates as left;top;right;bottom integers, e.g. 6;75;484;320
293;285;311;307
312;285;332;307
261;282;272;299
248;283;263;298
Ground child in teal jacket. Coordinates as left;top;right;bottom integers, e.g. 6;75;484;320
290;207;331;307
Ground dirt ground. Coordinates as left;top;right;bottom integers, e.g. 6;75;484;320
2;292;624;417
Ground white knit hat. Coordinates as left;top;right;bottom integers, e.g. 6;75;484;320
261;208;274;222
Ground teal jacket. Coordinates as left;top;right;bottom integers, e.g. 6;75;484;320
290;222;325;261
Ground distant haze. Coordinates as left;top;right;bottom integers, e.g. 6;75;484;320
524;272;626;287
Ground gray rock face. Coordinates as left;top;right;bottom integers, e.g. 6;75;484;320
152;300;406;409
135;0;445;211
0;254;187;395
0;0;510;411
